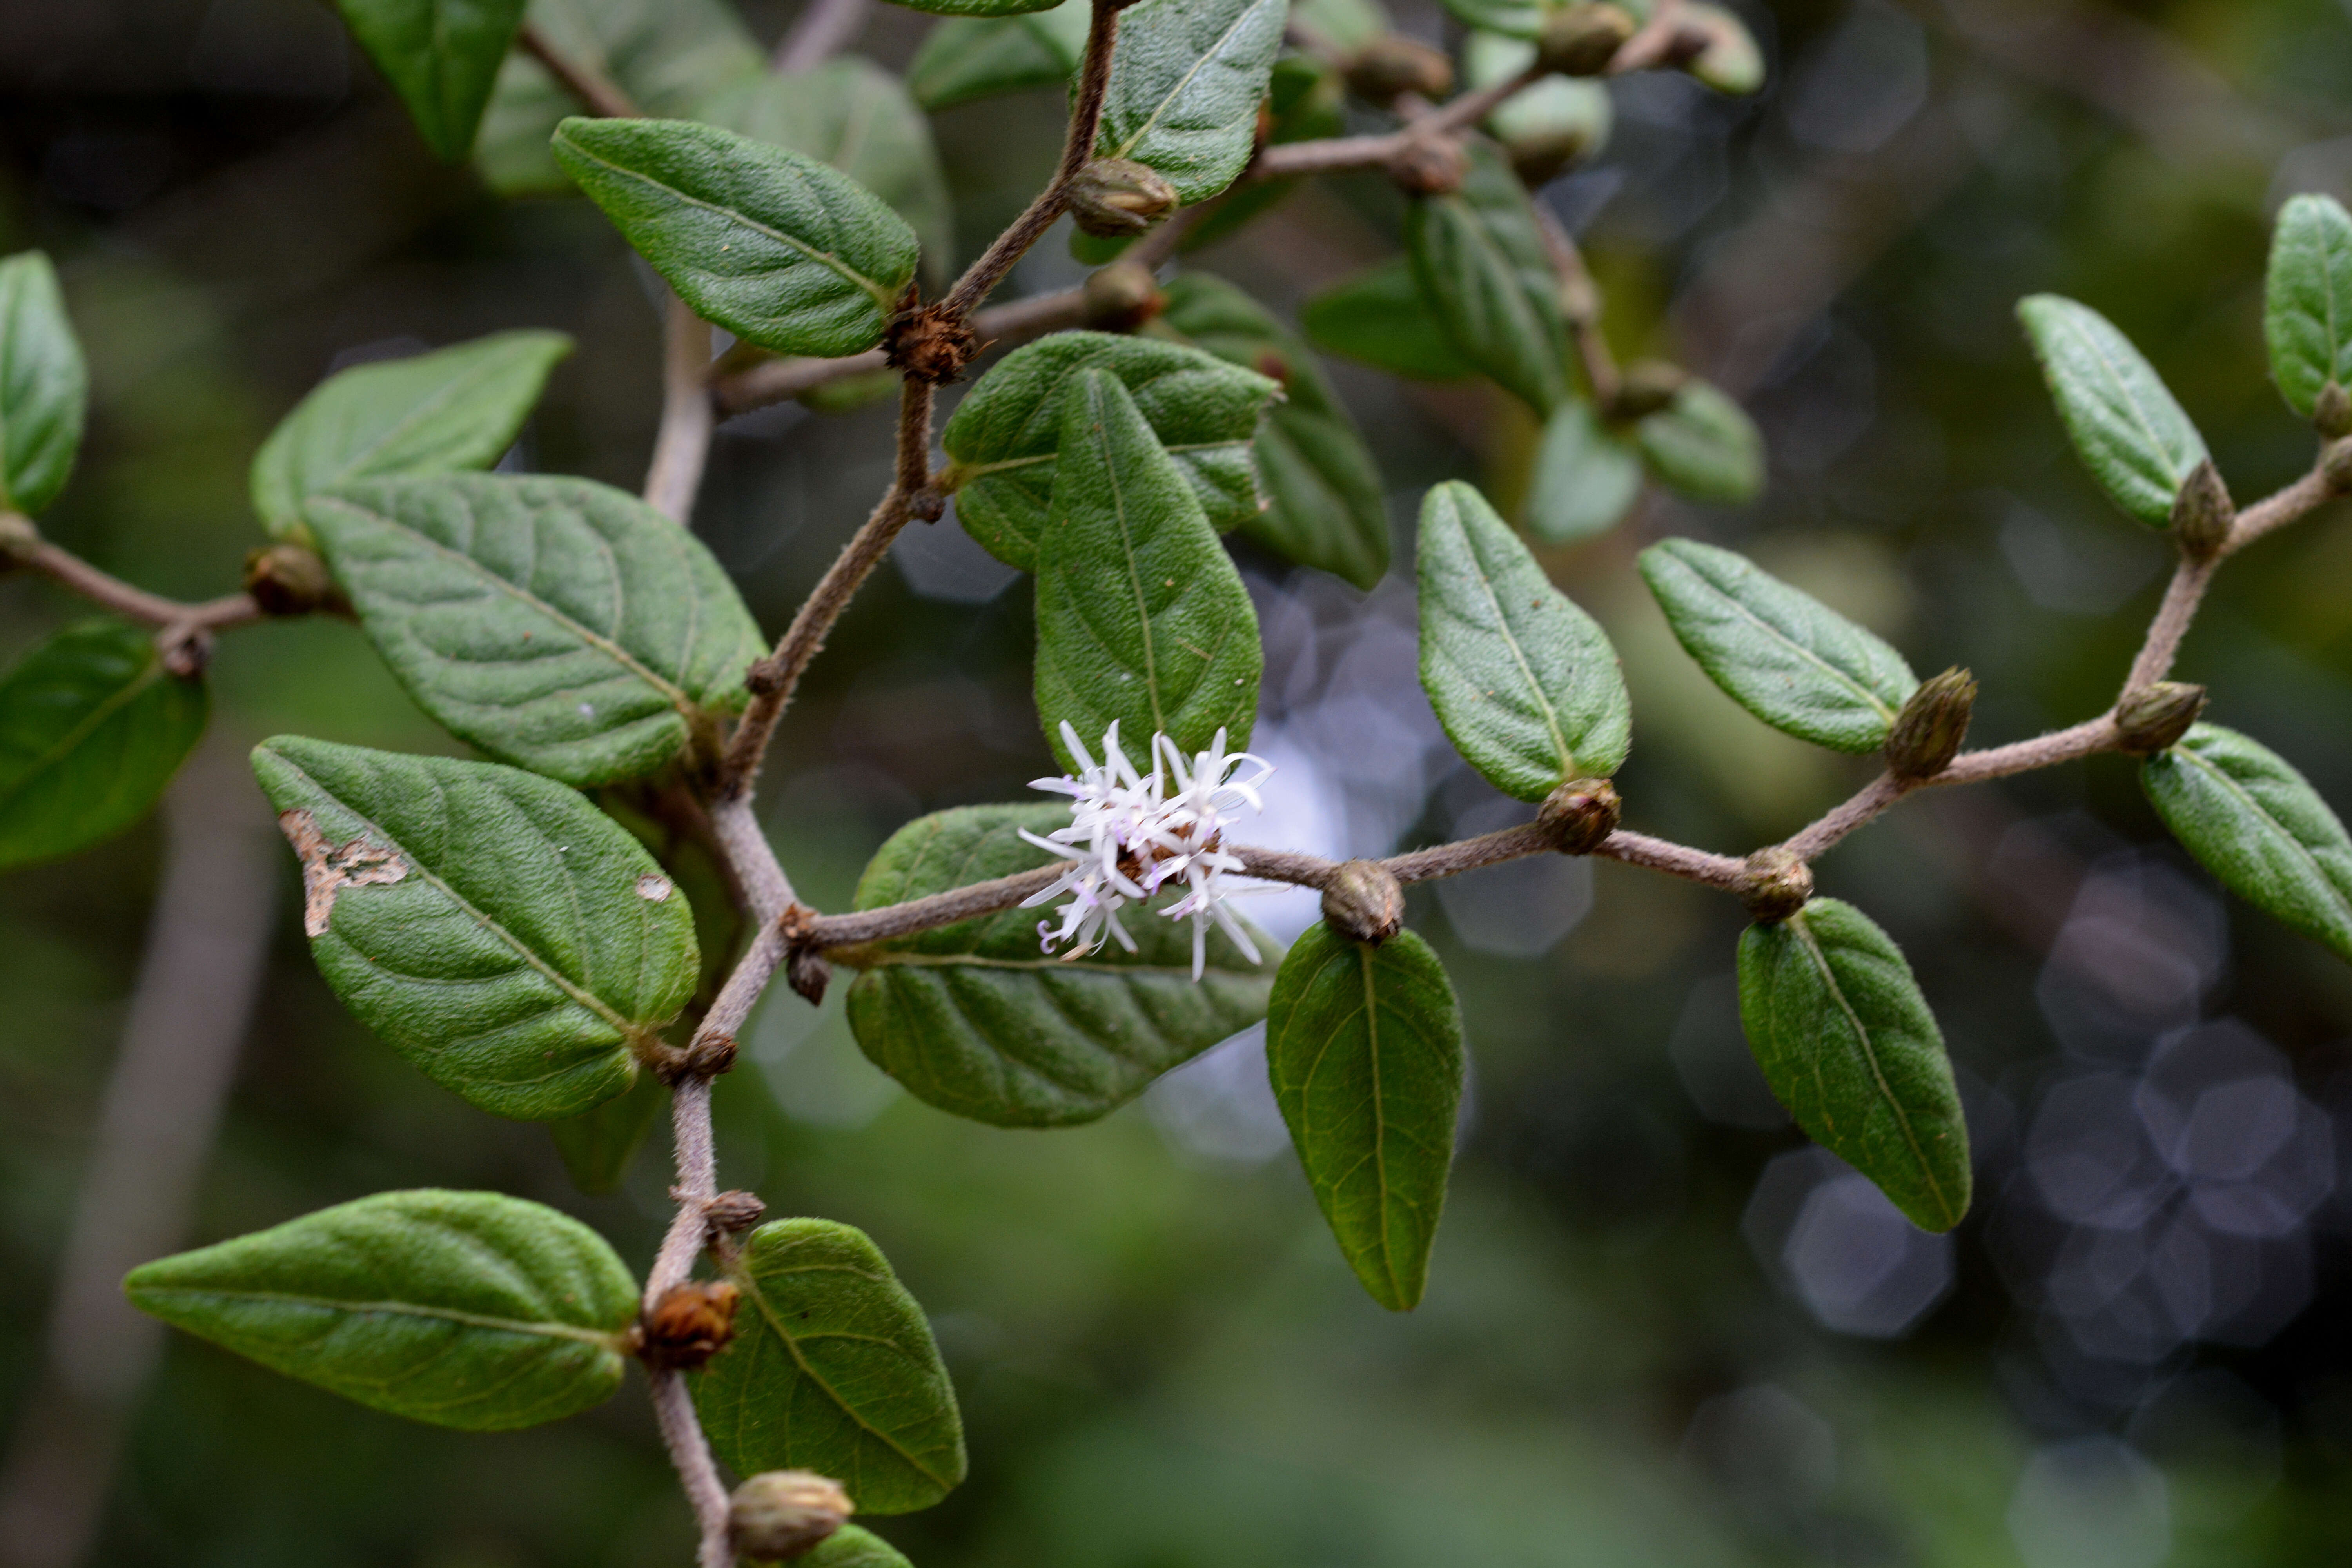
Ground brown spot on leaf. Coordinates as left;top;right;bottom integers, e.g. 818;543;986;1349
279;809;408;938
636;873;674;902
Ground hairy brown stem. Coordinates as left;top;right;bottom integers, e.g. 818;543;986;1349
517;22;643;119
8;530;263;640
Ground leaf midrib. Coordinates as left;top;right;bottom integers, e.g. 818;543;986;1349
1105;0;1267;163
132;1284;628;1350
1680;555;1903;725
2172;744;2352;927
0;648;164;817
1447;511;1572;774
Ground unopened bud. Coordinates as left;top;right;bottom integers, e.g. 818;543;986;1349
2168;459;2233;559
1679;4;1764;94
637;1280;739;1371
1884;667;1977;781
1082;260;1166;334
1503;123;1602;189
1536;777;1621;855
1610;359;1688;421
706;1189;768;1234
1740;848;1813;924
787;944;831;1005
2114;681;2208;755
1537;3;1638;78
728;1470;853;1561
1387;136;1468;196
1343;36;1455;105
1069;158;1178;239
243;543;336;615
2316;381;2352;440
1321;859;1404;945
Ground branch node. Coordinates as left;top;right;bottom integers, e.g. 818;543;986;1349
884;298;980;387
1321;860;1405;944
2114;681;2209;755
1536;777;1622;854
705;1190;768;1236
242;543;341;616
637;1280;740;1372
1884;668;1978;782
157;624;214;679
2170;459;2235;561
1739;848;1814;923
1387;136;1468;196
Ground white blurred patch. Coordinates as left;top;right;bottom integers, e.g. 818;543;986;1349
1682;1384;1837;1508
1668;973;1789;1130
1744;1148;1954;1338
893;503;1022;603
749;987;902;1129
1782;0;1928;154
1432;798;1593;958
2007;1437;2170;1568
1144;1024;1291;1165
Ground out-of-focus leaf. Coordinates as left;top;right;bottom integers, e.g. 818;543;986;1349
547;1072;664;1194
940;332;1278;570
552;117;918;359
250;736;699;1120
1267;922;1463;1312
2264;193;2352;419
0;621;207;869
1094;0;1287;205
330;0;525;161
1526;400;1642;544
1737;898;1971;1232
305;473;765;787
0;250;87;517
1463;31;1613;179
802;1528;914;1568
1635;379;1763;505
1437;0;1546;47
1178;52;1345;251
1290;0;1389;52
840;804;1276;1125
124;1189;639;1429
886;0;1064;13
250;331;573;543
1301;258;1474;382
908;0;1089;111
1683;3;1764;94
1032;369;1262;766
696;1218;966;1515
2143;723;2352;963
2017;293;2207;528
1418;480;1628;800
1637;537;1916;754
1407;139;1570;414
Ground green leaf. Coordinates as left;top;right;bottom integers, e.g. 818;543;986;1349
1636;379;1763;505
1301;258;1475;382
2143;723;2352;963
1526;400;1642;544
696;1218;966;1515
548;1071;664;1194
304;472;766;787
1266;922;1464;1312
552;116;919;360
1290;0;1390;53
330;0;525;161
941;332;1279;571
840;804;1277;1126
908;1;1089;111
0;250;88;517
1440;0;1548;42
2264;193;2352;419
1156;273;1390;589
1094;0;1287;205
803;1527;914;1568
124;1189;639;1430
1033;368;1263;766
1464;31;1615;172
474;0;764;193
2016;293;2207;528
250;330;573;543
1406;139;1571;415
1174;51;1343;252
1637;537;1916;754
884;0;1065;15
1417;481;1628;800
1737;898;1971;1233
0;621;207;869
250;735;699;1120
697;59;954;288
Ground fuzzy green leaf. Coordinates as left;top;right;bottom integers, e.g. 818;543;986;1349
251;330;573;543
1094;0;1287;205
2264;194;2352;418
803;1528;915;1568
1301;258;1475;382
331;0;526;161
1292;0;1392;53
250;736;699;1121
942;332;1278;570
0;250;87;517
1636;379;1763;505
1737;898;1971;1232
124;1189;638;1429
1406;140;1571;414
1526;400;1642;544
305;473;765;787
1267;922;1464;1312
696;1218;966;1515
552;116;919;359
908;1;1089;110
840;804;1277;1126
0;621;207;869
1637;537;1916;754
1418;481;1628;800
885;0;1065;15
2143;723;2352;963
1033;369;1262;767
2017;293;2207;527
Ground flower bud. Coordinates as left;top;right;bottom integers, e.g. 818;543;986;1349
637;1280;740;1371
243;543;337;616
1609;359;1688;421
1739;848;1813;924
1387;136;1468;196
706;1189;768;1235
1537;4;1638;78
1343;35;1455;105
1082;260;1166;334
1536;777;1621;855
728;1470;853;1561
2316;380;2352;440
2114;681;2207;755
1069;158;1178;239
1884;667;1977;781
1321;859;1404;945
2168;458;2233;560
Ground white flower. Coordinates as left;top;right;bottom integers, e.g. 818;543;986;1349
1020;722;1274;979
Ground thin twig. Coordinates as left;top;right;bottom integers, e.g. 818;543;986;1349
517;22;643;119
9;532;263;634
1530;201;1619;405
772;0;870;74
649;1370;733;1568
644;294;716;523
2223;462;2341;555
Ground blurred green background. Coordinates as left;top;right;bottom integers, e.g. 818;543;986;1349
7;1;2352;1564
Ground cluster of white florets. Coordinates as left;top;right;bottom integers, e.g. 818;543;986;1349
1020;721;1274;980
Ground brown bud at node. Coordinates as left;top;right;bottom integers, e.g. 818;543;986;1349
1884;667;1976;781
2316;381;2352;440
1387;136;1468;197
787;945;832;1005
638;1280;740;1371
882;300;979;386
1343;36;1455;105
0;510;39;558
743;656;788;697
728;1470;853;1561
1321;859;1404;945
1610;359;1688;421
1504;125;1601;189
1069;158;1178;239
1740;848;1813;923
706;1189;768;1235
1082;260;1167;334
2114;681;2208;755
242;543;336;616
1536;777;1621;855
908;488;946;524
2169;458;2233;561
157;624;213;680
1537;3;1638;78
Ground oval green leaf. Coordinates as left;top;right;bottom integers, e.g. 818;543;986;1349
2264;193;2352;419
1301;257;1475;382
803;1526;914;1568
1406;140;1572;416
1526;400;1642;544
1637;537;1916;754
696;1218;967;1515
124;1189;639;1430
1636;379;1764;506
1737;898;1971;1233
909;1;1089;111
0;250;88;517
2016;293;2207;528
304;472;766;787
330;0;526;162
2143;722;2352;962
250;735;699;1120
1094;0;1287;205
1266;922;1464;1312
